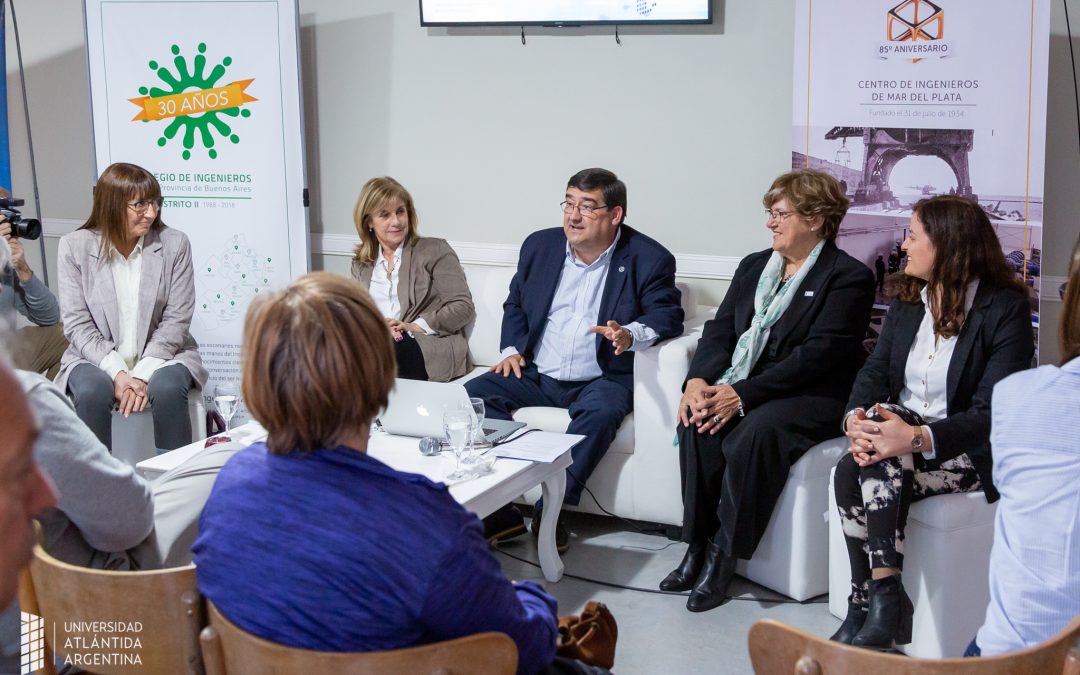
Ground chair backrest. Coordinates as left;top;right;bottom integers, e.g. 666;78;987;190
748;616;1080;675
200;601;517;675
19;544;204;675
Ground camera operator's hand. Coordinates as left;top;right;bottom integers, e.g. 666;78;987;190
114;371;150;417
0;216;32;283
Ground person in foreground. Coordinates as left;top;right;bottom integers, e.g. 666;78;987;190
193;273;606;675
467;168;683;549
970;235;1080;656
832;195;1034;650
56;162;207;452
663;169;875;612
351;176;475;381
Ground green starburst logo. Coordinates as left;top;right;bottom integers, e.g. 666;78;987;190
129;43;256;160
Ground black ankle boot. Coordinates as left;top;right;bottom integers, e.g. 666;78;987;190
851;575;914;650
685;540;737;613
829;602;868;644
659;542;706;592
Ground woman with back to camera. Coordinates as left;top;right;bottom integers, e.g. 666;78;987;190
56;162;206;452
351;176;475;381
193;273;611;675
971;235;1080;656
832;195;1034;650
662;169;876;613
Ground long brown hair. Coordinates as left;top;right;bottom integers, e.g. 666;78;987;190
1060;235;1080;363
352;177;420;264
80;163;164;257
889;195;1027;338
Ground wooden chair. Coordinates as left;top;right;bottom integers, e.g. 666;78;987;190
200;601;518;675
748;615;1080;675
18;543;204;675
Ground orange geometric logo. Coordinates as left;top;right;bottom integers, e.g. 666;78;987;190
887;0;944;42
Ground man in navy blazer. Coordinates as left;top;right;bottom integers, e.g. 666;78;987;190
467;168;683;548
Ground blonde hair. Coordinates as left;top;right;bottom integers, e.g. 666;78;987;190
241;272;396;454
352;177;420;264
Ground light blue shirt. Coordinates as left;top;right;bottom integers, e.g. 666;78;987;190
503;229;658;381
976;358;1080;655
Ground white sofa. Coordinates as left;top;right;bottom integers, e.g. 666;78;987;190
460;264;710;525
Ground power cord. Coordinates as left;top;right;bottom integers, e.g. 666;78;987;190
564;466;673;537
492;546;827;605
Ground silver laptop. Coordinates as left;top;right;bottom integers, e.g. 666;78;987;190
378;379;525;442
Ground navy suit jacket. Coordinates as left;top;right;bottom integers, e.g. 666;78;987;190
846;283;1034;503
500;225;684;390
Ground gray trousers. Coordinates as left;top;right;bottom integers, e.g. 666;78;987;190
67;362;195;452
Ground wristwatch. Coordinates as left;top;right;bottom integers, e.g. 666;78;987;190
911;425;924;451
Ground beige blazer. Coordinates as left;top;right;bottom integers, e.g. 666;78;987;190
54;225;208;393
352;237;475;382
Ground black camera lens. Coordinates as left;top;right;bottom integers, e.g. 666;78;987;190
12;217;41;240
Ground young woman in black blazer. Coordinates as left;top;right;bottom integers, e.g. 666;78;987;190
833;195;1034;650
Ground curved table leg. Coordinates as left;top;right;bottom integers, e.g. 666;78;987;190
537;470;566;582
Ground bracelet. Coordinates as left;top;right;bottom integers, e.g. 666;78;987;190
842;407;865;433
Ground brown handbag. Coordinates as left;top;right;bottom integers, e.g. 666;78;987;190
556;601;618;669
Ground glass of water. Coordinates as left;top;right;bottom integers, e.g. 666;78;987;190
214;381;241;439
443;410;474;482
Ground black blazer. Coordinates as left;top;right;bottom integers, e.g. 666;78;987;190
500;225;684;391
846;283;1034;502
686;241;876;409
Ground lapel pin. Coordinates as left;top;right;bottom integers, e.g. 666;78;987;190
804;290;814;297
618;266;625;273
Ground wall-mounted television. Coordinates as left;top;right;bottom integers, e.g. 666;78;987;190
419;1;713;27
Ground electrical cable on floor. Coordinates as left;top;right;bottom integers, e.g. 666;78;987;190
492;546;827;605
1066;0;1080;149
566;467;672;537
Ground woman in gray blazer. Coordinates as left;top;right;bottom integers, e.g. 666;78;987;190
350;177;475;382
56;163;207;452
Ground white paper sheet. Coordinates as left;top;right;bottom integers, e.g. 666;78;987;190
492;431;584;463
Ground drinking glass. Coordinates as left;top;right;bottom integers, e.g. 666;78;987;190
443;410;474;482
214;381;241;438
469;397;486;442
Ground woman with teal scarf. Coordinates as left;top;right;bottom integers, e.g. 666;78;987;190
660;170;876;613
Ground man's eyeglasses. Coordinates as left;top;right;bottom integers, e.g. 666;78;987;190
561;201;610;218
765;209;798;222
127;198;163;215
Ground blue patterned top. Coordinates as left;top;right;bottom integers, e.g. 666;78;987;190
193;442;558;674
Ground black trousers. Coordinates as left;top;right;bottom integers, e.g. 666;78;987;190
394;336;429;381
834;451;981;605
67;362;196;452
678;395;843;558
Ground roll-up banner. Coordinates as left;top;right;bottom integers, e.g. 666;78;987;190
84;0;309;404
793;0;1049;358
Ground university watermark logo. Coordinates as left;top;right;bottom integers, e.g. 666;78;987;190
129;42;257;160
18;613;147;672
20;612;44;675
879;0;950;62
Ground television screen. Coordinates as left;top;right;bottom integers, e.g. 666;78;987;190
419;1;712;27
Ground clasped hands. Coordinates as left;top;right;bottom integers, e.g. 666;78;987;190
844;406;918;467
488;321;633;379
386;319;423;342
677;378;742;434
113;371;149;417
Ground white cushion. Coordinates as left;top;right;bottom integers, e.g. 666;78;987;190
512;407;635;456
907;490;995;530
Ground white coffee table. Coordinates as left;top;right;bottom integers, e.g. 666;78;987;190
137;423;572;582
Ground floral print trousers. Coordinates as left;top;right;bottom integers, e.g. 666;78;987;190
834;451;982;606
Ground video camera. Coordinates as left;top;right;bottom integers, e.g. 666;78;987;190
0;197;41;240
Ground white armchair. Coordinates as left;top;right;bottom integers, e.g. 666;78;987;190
460;264;710;525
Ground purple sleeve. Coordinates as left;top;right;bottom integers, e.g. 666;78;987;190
418;518;558;675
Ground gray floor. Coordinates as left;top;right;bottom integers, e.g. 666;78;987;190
495;512;842;675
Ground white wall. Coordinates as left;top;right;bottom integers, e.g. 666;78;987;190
4;0;1074;355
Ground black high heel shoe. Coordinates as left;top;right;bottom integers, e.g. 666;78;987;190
829;601;868;644
685;540;737;613
851;575;914;650
659;542;706;592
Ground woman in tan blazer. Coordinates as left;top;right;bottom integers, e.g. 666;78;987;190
56;163;207;452
350;177;475;382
